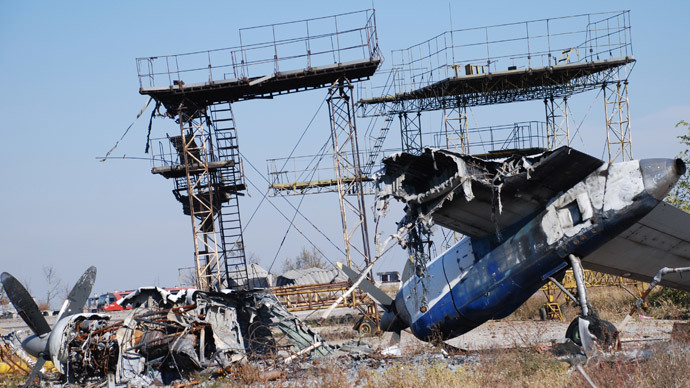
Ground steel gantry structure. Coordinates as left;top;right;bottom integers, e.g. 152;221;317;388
139;9;380;291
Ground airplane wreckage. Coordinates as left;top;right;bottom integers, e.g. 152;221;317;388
3;146;690;387
358;146;690;344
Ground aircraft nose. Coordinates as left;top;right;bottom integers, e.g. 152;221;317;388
640;158;686;200
21;334;47;358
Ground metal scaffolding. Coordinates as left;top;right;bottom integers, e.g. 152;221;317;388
268;11;636;199
327;78;373;272
142;9;381;291
357;10;634;162
604;80;632;162
544;95;572;149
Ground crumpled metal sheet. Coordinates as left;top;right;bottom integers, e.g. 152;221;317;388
39;287;332;387
376;146;603;240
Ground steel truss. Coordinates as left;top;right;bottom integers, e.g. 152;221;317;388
177;104;224;291
359;61;633;116
604;80;632;162
328;78;373;272
444;100;469;154
399;111;423;154
544;95;572;149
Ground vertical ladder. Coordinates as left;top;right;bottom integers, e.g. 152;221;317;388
209;103;249;289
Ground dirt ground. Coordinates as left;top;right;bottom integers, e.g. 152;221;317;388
1;309;678;352
309;313;679;352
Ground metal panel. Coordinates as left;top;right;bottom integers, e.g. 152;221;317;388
582;202;690;291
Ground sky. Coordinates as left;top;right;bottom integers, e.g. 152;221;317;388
1;1;689;307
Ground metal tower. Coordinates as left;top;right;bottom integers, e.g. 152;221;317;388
139;9;380;291
328;78;373;272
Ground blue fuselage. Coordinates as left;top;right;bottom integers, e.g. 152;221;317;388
385;159;677;341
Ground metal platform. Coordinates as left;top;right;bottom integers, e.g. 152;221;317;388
360;57;633;113
137;9;381;111
358;11;634;115
141;58;380;111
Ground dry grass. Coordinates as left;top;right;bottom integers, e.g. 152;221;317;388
0;373;25;388
358;348;571;388
507;286;640;322
577;344;690;388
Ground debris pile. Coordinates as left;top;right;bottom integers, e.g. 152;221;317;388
8;288;332;386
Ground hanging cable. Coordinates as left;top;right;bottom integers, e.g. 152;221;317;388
100;97;152;162
267;138;333;272
242;173;337;270
241;151;346;258
242;96;326;229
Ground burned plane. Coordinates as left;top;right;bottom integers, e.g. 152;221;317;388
344;146;690;346
1;268;331;386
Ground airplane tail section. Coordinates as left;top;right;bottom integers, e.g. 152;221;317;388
336;262;394;310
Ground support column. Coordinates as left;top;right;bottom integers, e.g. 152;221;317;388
178;103;222;291
399;111;423;154
604;80;632;162
444;99;469;154
328;78;373;273
544;95;571;150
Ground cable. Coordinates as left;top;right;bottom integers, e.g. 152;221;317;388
266;140;332;271
241;151;346;258
242;173;337;269
100;97;152;162
242;96;327;230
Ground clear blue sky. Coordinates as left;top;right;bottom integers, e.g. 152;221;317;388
1;1;688;306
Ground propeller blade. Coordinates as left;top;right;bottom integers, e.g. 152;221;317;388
337;262;393;308
22;356;45;388
389;330;401;346
1;272;51;336
381;331;402;356
55;266;97;322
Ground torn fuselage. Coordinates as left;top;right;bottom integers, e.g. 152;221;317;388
377;147;684;341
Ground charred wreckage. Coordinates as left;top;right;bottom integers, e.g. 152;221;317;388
1;270;333;387
3;146;690;387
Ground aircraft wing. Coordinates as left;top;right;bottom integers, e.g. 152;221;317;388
582;202;690;292
379;146;603;239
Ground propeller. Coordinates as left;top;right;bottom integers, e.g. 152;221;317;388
1;266;97;387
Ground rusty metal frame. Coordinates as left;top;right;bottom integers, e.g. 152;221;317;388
328;78;373;272
443;99;469;154
271;281;366;312
544;95;572;149
178;104;222;291
604;80;633;162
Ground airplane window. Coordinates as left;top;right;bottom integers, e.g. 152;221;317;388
564;201;582;225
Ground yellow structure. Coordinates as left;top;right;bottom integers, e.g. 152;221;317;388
540;269;646;321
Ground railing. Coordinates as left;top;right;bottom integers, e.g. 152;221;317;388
431;121;547;156
136;9;380;89
266;149;376;194
386;11;632;95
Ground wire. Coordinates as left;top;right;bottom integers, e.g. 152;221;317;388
241;172;337;270
242;96;327;230
241;152;346;258
100;97;152;162
267;138;333;272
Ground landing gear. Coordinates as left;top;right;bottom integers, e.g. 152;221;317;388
565;317;582;345
565;315;619;349
564;254;619;351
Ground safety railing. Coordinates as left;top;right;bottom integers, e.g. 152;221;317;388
136;9;380;89
386;11;632;95
431;121;547;156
